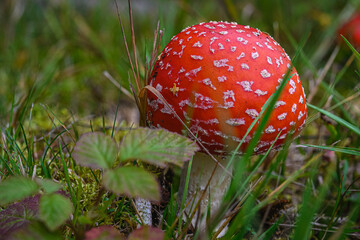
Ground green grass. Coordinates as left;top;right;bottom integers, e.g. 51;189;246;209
1;0;360;239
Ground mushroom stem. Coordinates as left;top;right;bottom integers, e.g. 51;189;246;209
179;152;233;230
134;197;152;227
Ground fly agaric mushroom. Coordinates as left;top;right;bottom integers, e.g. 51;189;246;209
146;21;307;228
338;13;360;49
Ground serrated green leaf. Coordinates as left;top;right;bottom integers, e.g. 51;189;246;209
35;178;62;194
103;167;160;202
119;128;199;167
72;132;117;169
39;193;73;231
0;177;39;205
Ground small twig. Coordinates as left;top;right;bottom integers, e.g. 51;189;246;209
308;46;339;103
114;0;140;93
128;0;140;84
103;71;135;101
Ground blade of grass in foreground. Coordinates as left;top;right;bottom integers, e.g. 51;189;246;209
298;144;360;156
307;103;360;136
341;35;360;62
292;162;336;240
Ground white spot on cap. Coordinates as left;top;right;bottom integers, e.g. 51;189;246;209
219;31;228;35
179;99;190;108
192;118;219;125
237;37;248;45
298;111;304;120
265;125;276;133
245;109;259;119
236;29;245;33
275;57;283;68
217;76;227;82
299;95;304;104
193;41;203;47
275;101;286;108
198;32;206;37
236;52;245;60
192;93;217;109
241;63;250;70
190;125;209;136
267;56;273;65
277;113;287;120
221;90;235;109
147;99;160;111
260;69;271;78
213;59;234;71
172;45;186;58
289;79;296;94
204;24;215;29
202;78;217;90
232;136;242;143
218;43;225;49
279;133;287;139
178;67;186;74
160;104;174;115
237;81;254;92
264;42;274;50
256;42;263;47
213;130;229;139
155;84;163;92
289;121;296;126
185;67;202;79
251;52;259;59
231;46;237;52
254;89;268;96
225;118;245;126
191;55;203;60
223;90;235;101
292;103;297;113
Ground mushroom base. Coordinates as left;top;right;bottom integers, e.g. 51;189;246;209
178;152;233;231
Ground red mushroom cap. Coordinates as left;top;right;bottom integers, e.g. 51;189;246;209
146;21;307;154
339;13;360;48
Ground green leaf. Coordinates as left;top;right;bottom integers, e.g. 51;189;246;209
307;103;360;136
0;177;39;205
35;178;62;194
103;167;160;202
72;132;117;169
119;128;199;167
39;193;73;231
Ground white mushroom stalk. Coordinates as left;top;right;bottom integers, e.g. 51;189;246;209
178;152;232;230
134;197;153;227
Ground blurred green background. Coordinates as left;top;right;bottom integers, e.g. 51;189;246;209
0;0;359;127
